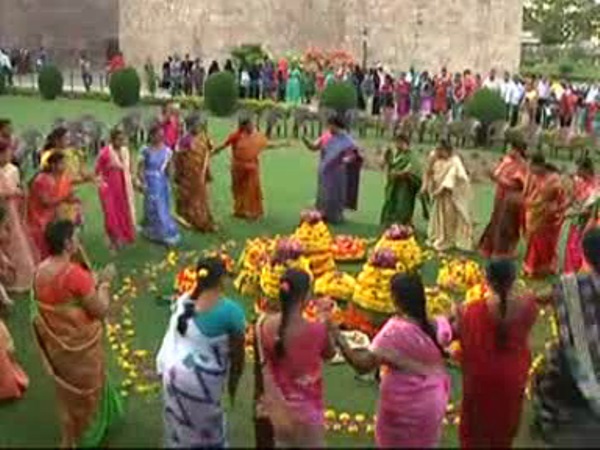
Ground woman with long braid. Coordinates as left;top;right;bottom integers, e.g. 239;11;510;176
454;259;540;448
330;273;452;448
255;268;335;448
157;257;246;448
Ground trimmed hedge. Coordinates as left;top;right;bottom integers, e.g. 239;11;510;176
464;88;506;126
204;72;238;117
0;71;6;95
320;81;358;113
38;65;64;100
109;67;141;107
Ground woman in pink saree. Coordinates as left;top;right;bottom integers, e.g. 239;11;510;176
95;129;136;251
331;273;452;448
0;140;37;292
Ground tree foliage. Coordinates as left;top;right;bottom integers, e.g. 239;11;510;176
524;0;600;45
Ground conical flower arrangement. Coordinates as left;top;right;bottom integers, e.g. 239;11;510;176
293;209;336;278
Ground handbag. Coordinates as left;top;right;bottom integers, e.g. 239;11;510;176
254;315;299;440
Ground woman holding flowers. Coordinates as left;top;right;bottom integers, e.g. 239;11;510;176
563;157;598;274
32;220;122;448
331;273;452;448
157;257;246;448
380;133;422;227
137;124;180;247
173;115;216;232
95;128;137;251
424;139;473;252
523;153;567;278
455;259;539;448
255;268;336;448
479;137;528;258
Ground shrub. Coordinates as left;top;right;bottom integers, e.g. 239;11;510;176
231;43;269;69
37;65;64;100
144;63;158;97
109;67;141;107
320;81;358;114
464;88;506;127
558;60;575;77
204;72;238;117
0;71;6;95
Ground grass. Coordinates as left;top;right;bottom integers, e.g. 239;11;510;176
0;95;550;447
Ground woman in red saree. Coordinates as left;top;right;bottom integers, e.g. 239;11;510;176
215;118;268;221
523;154;567;278
479;140;528;258
564;157;598;274
455;259;540;448
433;69;450;116
27;152;87;260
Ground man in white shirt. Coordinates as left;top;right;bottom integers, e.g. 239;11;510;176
0;48;12;86
507;75;525;126
536;77;551;126
483;69;501;92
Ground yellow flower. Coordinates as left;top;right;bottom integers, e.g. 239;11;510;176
339;412;351;422
324;409;337;420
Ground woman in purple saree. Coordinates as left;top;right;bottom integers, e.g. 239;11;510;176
303;115;362;224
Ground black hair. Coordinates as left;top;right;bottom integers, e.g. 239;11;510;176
0;119;11;131
110;127;125;142
395;133;410;145
275;268;311;359
583;228;600;273
577;156;595;175
485;258;517;350
45;151;66;171
438;138;453;153
327;114;347;130
148;123;162;143
43;127;68;151
530;152;546;167
177;257;226;336
390;273;446;357
45;220;76;256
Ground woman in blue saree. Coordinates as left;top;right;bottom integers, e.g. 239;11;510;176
138;125;180;246
303;115;362;224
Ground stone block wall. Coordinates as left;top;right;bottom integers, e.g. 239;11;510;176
120;0;522;72
0;0;119;67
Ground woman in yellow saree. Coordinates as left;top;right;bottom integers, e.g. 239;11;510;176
31;220;122;448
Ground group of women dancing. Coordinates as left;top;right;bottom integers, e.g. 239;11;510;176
1;102;600;449
382;130;600;278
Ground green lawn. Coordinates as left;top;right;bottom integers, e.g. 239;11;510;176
0;95;549;447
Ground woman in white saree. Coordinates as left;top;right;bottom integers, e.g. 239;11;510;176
157;257;246;448
424;140;473;252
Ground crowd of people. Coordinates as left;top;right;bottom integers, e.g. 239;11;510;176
1;86;600;447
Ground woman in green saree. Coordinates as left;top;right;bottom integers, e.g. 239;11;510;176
380;134;423;227
31;220;123;448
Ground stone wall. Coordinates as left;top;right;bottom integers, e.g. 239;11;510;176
120;0;522;72
0;0;119;67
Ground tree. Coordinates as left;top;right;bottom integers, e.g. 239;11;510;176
524;0;600;45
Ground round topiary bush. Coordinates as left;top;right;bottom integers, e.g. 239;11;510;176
37;65;64;100
320;81;358;114
204;72;239;117
109;67;141;107
465;88;506;126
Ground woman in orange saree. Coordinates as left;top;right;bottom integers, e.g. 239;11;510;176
0;317;28;402
215;118;268;221
174;116;216;232
27;152;89;260
523;154;567;278
479;141;528;258
32;220;122;448
0;140;37;292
